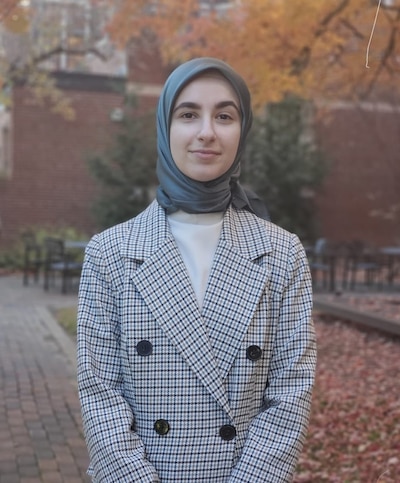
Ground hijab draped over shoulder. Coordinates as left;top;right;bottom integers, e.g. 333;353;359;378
156;57;269;220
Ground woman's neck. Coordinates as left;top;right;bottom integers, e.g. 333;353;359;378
168;210;224;225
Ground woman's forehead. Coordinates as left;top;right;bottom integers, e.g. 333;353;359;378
173;71;240;104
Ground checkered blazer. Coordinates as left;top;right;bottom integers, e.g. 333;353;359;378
77;200;316;482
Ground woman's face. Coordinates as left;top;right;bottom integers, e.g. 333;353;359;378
169;73;241;182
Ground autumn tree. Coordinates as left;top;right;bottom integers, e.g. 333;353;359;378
101;0;400;107
244;95;327;240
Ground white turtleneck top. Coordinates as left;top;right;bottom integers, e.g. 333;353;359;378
168;211;224;310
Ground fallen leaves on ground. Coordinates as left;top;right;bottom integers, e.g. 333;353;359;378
295;315;400;483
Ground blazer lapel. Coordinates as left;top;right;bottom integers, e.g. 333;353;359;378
122;202;233;418
202;206;272;380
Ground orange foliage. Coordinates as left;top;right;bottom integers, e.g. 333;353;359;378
101;0;400;107
1;0;30;33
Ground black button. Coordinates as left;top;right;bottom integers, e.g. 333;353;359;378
136;340;153;356
219;424;236;441
246;345;262;361
154;419;170;435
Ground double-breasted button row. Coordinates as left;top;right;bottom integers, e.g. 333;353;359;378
153;420;236;440
137;340;262;362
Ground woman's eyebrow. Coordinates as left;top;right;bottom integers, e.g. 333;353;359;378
216;100;240;112
173;101;200;113
173;100;240;113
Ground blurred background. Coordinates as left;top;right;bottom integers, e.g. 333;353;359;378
0;0;399;261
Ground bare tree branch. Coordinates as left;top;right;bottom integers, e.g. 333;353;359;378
291;0;350;75
315;0;350;37
32;45;108;64
362;9;399;98
340;19;365;39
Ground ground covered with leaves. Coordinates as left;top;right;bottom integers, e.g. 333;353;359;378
295;315;400;482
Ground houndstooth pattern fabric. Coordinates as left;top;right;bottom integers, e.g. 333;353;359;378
77;200;316;482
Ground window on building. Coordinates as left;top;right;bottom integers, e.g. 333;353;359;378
30;0;126;76
199;0;234;15
370;0;395;6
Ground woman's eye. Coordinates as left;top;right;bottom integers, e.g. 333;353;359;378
181;112;196;119
218;114;231;120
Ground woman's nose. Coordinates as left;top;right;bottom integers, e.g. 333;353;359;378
197;118;216;141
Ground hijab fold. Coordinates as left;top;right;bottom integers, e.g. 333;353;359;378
156;57;269;220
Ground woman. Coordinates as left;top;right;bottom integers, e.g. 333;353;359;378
77;57;316;482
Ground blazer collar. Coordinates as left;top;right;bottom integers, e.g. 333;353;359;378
220;203;273;260
121;200;172;260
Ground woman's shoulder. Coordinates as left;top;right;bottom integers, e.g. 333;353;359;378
234;207;297;242
87;201;166;258
233;208;306;261
89;217;134;253
94;201;159;244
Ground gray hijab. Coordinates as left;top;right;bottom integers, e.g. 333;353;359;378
156;57;269;219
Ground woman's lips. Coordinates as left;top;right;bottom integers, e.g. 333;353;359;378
190;149;220;160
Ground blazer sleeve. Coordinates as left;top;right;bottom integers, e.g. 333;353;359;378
228;234;317;483
77;234;160;482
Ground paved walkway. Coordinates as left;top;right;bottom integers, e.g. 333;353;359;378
0;274;90;483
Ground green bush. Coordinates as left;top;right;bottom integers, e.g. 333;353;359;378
87;95;158;229
0;225;89;270
244;95;329;241
0;250;21;269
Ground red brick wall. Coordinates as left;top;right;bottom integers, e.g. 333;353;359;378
0;74;128;249
315;104;400;247
127;35;172;84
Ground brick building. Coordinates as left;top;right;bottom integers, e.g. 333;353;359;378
0;52;399;251
0;72;127;248
315;102;400;246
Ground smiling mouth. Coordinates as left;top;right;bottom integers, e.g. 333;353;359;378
190;149;220;158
